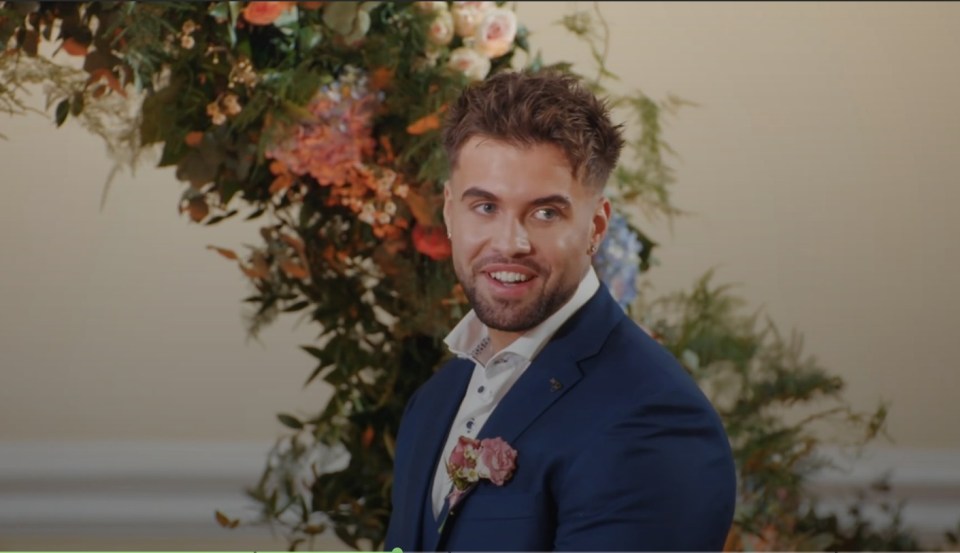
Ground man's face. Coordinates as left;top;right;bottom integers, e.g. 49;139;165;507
443;136;609;334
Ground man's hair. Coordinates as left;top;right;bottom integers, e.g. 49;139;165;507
442;71;626;191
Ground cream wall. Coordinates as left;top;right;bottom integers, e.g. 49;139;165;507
515;1;960;449
1;1;959;548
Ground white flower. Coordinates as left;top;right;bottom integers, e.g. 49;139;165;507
473;7;517;59
359;202;376;225
427;9;455;46
414;1;448;13
221;93;242;116
451;1;494;38
448;47;491;81
263;434;352;508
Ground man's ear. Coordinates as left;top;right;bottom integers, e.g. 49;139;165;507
591;196;611;245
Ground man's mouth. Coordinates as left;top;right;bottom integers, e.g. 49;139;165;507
487;271;532;284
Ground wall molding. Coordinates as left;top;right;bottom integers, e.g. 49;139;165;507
803;445;960;545
1;441;958;544
0;441;272;540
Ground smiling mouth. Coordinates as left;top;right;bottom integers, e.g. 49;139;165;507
486;271;533;284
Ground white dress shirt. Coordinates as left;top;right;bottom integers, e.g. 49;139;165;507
429;267;601;518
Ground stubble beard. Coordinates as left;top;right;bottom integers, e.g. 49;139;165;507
458;269;578;333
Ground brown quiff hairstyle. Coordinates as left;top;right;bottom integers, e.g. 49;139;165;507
442;71;626;191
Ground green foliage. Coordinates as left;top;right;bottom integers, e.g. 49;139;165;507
636;271;896;549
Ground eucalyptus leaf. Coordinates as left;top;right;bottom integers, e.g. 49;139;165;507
277;413;304;430
54;99;69;127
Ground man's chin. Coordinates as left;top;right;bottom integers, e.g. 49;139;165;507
472;299;543;333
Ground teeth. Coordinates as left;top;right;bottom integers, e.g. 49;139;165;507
490;271;530;283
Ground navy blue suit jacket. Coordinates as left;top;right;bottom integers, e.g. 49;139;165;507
385;284;736;551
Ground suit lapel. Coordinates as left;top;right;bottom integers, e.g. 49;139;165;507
436;286;626;545
478;285;624;446
407;357;473;551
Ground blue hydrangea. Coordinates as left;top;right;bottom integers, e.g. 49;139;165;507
593;211;644;310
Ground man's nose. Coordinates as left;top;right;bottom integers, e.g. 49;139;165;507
492;218;532;256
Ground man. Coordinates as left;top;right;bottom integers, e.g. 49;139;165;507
385;71;736;551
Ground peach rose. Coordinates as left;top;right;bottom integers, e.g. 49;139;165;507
451;1;494;38
448;46;491;81
242;1;292;26
427;9;455;46
473;7;517;59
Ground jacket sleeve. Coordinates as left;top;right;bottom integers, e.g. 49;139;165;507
553;389;737;551
384;386;422;550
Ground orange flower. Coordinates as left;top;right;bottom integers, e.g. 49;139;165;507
361;425;375;448
269;173;294;195
406;104;448;135
406;113;441;135
412;224;451;261
242;2;292;26
370;67;394;90
62;37;88;56
184;131;204;147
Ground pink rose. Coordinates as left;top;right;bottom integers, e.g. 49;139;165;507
473;8;517;59
476;437;517;486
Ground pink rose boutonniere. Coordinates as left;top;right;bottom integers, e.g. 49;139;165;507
445;435;518;509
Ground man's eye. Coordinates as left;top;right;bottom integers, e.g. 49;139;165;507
533;207;558;221
474;203;496;215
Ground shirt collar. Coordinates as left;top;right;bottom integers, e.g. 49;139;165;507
444;266;601;367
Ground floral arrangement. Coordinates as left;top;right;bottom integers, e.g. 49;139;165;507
445;435;517;509
1;1;911;551
593;211;652;310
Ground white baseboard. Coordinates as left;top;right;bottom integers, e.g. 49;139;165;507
803;445;960;546
0;441;272;540
1;441;958;545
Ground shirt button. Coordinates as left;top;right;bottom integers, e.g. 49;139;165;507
477;385;485;393
466;419;475;432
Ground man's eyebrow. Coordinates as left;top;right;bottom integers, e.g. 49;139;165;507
460;188;573;210
461;187;499;202
530;194;572;209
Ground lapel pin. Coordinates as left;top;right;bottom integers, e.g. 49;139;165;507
549;378;563;392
